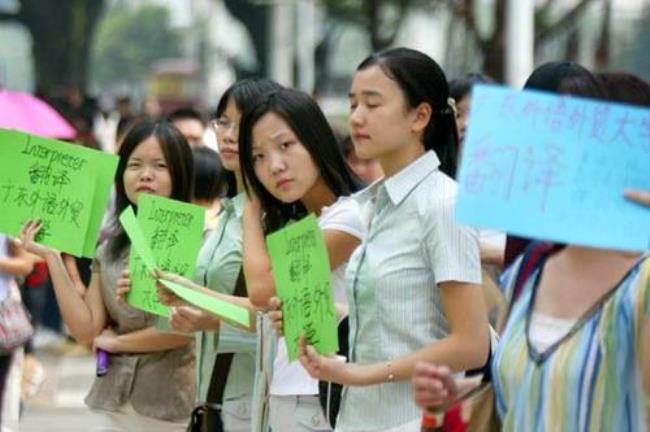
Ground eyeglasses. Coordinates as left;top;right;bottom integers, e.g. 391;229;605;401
210;117;239;133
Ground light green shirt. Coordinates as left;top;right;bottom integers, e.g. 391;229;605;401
337;151;482;431
193;193;256;403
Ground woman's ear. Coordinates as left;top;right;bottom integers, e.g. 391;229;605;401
411;102;433;135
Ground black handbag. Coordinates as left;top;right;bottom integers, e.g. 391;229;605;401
187;270;247;432
317;316;349;429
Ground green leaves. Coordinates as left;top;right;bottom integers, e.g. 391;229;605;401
91;4;181;87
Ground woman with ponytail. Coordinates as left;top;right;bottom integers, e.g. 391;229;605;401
298;47;490;431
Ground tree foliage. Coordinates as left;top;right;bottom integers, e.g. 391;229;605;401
443;0;600;80
320;0;437;51
223;0;271;79
219;0;607;87
91;4;181;88
0;0;105;94
319;0;602;80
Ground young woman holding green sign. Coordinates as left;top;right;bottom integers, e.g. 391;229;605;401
119;79;281;432
19;119;196;431
237;87;364;431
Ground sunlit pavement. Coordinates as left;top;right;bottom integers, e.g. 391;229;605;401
19;330;98;432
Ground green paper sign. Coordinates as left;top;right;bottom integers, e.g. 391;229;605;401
0;129;118;257
125;194;205;317
160;280;250;328
118;207;156;271
266;214;339;361
82;150;119;257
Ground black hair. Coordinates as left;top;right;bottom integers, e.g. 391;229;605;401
523;61;591;92
192;146;225;202
108;119;194;260
448;73;495;102
595;72;650;107
213;78;282;198
239;88;361;233
167;107;207;127
556;73;608;101
356;47;459;178
338;135;354;159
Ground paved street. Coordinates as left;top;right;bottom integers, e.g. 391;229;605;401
20;333;98;432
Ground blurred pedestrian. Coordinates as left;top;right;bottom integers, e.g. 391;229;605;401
191;146;226;233
0;235;34;430
448;72;494;152
338;134;383;185
168;107;208;148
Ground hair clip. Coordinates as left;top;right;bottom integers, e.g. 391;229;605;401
438;97;456;116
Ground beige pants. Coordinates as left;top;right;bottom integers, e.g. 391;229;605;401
89;402;188;432
221;398;252;432
375;418;421;432
269;395;331;432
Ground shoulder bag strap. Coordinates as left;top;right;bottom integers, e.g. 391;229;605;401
206;268;248;404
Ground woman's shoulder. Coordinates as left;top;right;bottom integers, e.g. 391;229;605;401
618;253;650;304
409;172;459;228
322;195;360;215
319;196;364;239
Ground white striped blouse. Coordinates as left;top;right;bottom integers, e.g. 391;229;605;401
337;151;482;432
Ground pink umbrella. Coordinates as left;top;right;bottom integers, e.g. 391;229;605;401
0;88;76;139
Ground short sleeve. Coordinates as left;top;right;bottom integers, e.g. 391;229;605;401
318;197;364;240
216;323;256;354
424;196;481;285
479;229;507;250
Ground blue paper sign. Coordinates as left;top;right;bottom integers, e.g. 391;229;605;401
456;85;650;252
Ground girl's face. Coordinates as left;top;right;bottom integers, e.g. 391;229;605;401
251;112;321;204
123;135;172;205
455;94;471;149
214;98;241;172
348;65;425;161
345;150;384;184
